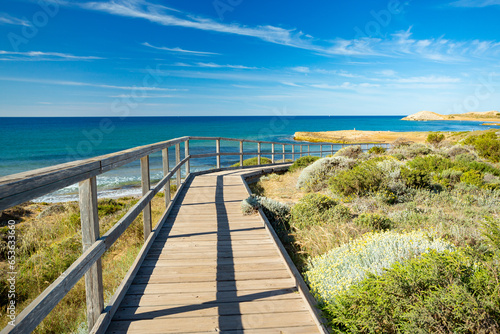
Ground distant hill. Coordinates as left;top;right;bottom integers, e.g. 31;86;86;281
402;110;500;121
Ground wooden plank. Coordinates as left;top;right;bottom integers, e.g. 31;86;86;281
162;148;170;207
119;288;301;307
141;156;152;240
106;311;315;333
126;278;296;295
137;262;287;273
133;269;292;284
113;299;308;320
141;256;284;267
175;143;181;188
79;177;104;331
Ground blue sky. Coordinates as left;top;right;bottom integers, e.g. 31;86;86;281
0;0;499;116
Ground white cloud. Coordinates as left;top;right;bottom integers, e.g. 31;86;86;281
142;42;219;56
195;62;257;69
281;82;302;87
0;13;30;26
394;76;461;83
449;0;500;7
377;70;397;77
0;77;178;91
311;82;380;90
291;66;310;73
73;1;500;62
0;51;103;61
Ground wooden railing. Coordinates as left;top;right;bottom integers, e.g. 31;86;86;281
0;136;388;333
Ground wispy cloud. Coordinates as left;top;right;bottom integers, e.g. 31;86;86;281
109;94;179;98
195;62;257;69
74;1;500;62
393;75;461;83
0;13;30;26
449;0;500;7
0;51;103;61
0;77;177;91
311;82;380;90
291;66;310;73
142;42;219;56
281;82;302;87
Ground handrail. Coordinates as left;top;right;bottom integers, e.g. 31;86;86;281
0;136;387;334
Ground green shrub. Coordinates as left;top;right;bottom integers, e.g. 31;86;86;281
463;131;500;162
334;145;363;159
231;156;272;167
290;193;338;230
297;157;357;192
289;155;320;172
325;249;500;334
354;213;393;230
375;189;398;204
389;143;432;159
426;132;445;145
304;230;453;306
481;217;500;254
368;146;386;154
460;170;484;187
456;160;500;177
329;161;384;196
241;195;290;235
97;198;125;217
454;152;477;163
400;167;431;189
330;204;352;222
433;168;463;188
407;155;454;174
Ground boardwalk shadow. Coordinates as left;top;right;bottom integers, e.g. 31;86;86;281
215;175;243;331
109;174;299;332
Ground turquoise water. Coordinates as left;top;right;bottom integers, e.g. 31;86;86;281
0;116;496;202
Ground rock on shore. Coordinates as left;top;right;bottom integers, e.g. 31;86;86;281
401;111;446;121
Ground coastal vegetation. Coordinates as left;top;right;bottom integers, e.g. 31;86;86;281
246;131;500;332
0;193;169;333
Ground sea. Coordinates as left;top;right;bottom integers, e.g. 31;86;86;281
1;116;497;203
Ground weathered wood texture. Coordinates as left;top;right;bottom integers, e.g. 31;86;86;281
106;168;323;333
79;177;105;331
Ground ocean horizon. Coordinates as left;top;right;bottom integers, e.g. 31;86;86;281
1;116;497;202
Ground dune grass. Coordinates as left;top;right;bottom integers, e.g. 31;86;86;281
0;191;170;333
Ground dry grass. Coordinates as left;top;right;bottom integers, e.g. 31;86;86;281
293;129;492;145
249;170;306;203
0;191;170;333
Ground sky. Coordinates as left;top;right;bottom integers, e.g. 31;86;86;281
0;0;499;117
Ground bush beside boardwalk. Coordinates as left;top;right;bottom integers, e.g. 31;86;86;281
246;131;500;332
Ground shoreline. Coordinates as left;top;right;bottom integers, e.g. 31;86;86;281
293;129;493;144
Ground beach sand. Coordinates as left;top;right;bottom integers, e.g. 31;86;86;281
294;130;433;144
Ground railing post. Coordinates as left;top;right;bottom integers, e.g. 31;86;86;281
176;143;181;188
185;139;190;175
308;145;310;155
162;147;170;207
292;145;295;161
331;144;334;156
300;145;303;158
141;155;152;240
79;176;104;332
282;144;286;162
257;142;261;165
272;143;275;164
216;138;221;169
239;141;244;168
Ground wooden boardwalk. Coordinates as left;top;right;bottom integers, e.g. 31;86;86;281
106;168;323;333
